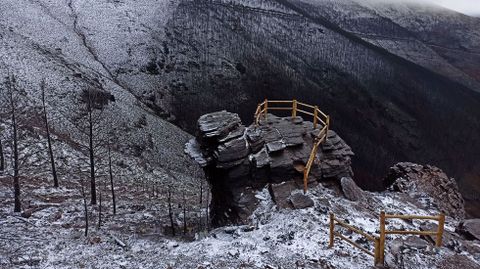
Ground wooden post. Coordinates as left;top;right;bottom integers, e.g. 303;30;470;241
292;99;297;118
329;213;335;248
374;237;381;266
313;106;318;129
264;99;268;121
436;213;445;247
326;116;330;133
303;170;308;194
379;211;386;265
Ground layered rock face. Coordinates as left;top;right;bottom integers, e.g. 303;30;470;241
185;111;354;226
384;162;465;219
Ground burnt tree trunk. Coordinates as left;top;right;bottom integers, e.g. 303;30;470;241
0;139;4;171
168;188;175;236
108;144;116;215
98;177;102;228
88;104;97;205
9;79;21;213
183;191;187;235
80;177;89;236
41;81;58;187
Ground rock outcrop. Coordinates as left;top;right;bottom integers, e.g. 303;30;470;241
186;111;354;226
384;162;465;219
457;219;480;241
340;177;364;201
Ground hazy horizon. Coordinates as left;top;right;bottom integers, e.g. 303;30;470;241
428;0;480;16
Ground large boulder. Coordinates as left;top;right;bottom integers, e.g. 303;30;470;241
185;111;354;226
340;177;364;201
384;162;465;219
457;219;480;241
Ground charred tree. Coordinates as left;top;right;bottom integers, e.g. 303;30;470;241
108;143;116;215
168;187;175;236
6;75;21;213
41;80;58;188
88;98;96;205
98;177;102;228
183;191;187;235
0;138;4;171
80;177;89;237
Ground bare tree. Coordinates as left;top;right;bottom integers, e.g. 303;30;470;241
108;143;116;215
0;138;4;171
168;187;175;236
87;93;97;205
5;75;21;212
98;176;102;228
40;80;58;187
79;176;89;237
75;88;113;205
183;191;187;235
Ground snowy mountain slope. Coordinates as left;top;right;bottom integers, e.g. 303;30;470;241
0;0;196;185
1;0;480;216
296;0;480;91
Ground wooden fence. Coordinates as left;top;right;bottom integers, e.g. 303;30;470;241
253;99;330;193
329;213;382;266
329;211;446;266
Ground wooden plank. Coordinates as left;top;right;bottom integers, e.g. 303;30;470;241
334;232;375;257
297;109;314;116
385;214;440;220
297;102;315;109
267;100;293;103
268;107;292;111
334;219;376;241
385;230;438;235
316;108;328;119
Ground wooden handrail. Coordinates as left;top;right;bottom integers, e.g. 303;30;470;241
329;213;381;265
254;99;330;193
329;211;446;266
380;211;445;248
384;214;442;221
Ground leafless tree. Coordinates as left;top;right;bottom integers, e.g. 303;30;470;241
75;88;113;205
168;187;175;236
98;176;103;228
107;142;116;215
40;80;58;187
4;75;21;212
183;191;187;235
79;176;89;236
0;137;4;172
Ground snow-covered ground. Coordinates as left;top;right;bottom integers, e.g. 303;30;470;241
2;171;479;268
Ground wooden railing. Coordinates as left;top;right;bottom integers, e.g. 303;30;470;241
379;211;446;264
329;211;446;266
254;99;330;193
329;213;382;266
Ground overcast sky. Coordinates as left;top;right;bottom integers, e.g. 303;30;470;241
429;0;480;16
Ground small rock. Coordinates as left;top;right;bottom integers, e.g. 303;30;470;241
269;181;298;209
288;192;314;209
340;177;364;201
266;141;286;153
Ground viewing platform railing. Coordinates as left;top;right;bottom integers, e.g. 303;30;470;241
329;211;446;266
253;99;330;193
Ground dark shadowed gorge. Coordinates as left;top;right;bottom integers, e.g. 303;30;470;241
161;0;480;216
